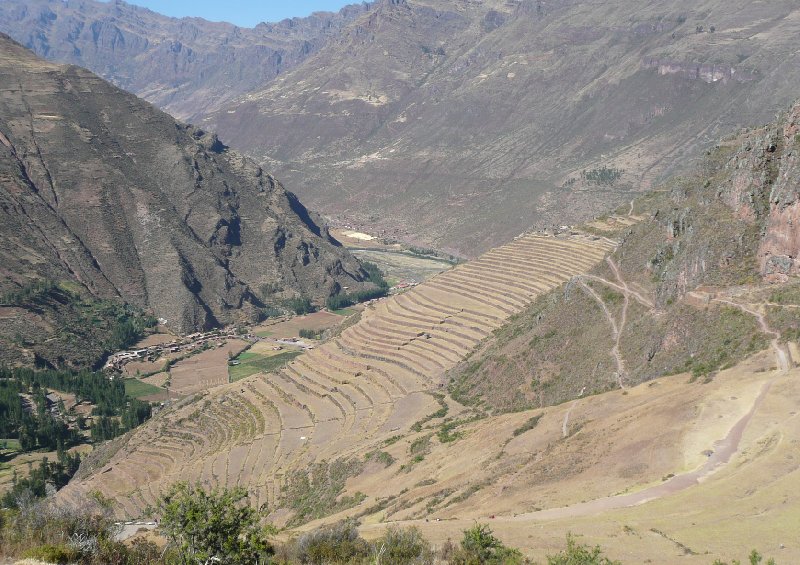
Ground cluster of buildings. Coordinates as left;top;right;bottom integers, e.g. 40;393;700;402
104;328;257;372
389;280;419;294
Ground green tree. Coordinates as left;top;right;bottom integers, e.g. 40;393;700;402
453;523;526;564
156;482;274;565
547;534;621;565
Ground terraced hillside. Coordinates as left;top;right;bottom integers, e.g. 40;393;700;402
59;233;614;518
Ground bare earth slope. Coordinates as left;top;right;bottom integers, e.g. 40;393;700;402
356;351;800;564
0;0;372;122
0;35;373;363
58;232;614;519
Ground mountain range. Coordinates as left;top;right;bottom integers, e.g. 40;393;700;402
3;0;800;255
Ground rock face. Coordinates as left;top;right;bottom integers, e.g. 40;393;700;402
0;34;372;336
0;0;372;121
759;107;800;280
715;104;800;281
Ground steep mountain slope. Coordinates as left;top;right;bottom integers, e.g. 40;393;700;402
449;102;800;413
0;0;372;121
205;0;800;255
0;35;373;367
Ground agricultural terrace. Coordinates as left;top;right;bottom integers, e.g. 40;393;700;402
57;234;615;519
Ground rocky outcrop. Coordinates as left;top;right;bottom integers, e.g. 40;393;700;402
642;58;759;84
708;103;800;281
0;35;373;340
759;106;800;280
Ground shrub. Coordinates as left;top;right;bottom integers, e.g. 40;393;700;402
450;523;527;564
283;458;366;526
512;414;542;437
546;534;621;564
295;519;370;564
365;450;395;467
22;544;82;564
156;482;274;564
373;525;434;564
437;421;463;443
410;434;432;455
0;491;128;563
712;549;777;565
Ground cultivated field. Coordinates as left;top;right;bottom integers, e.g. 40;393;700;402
253;311;346;339
58;234;615;521
351;249;453;283
168;340;249;395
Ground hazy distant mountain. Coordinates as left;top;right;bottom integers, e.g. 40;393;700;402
0;34;373;367
207;0;800;254
0;0;372;121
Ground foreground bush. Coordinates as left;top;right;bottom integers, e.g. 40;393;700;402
157;482;274;564
448;523;528;564
373;525;434;564
0;485;781;565
291;519;370;564
0;490;162;564
546;534;621;565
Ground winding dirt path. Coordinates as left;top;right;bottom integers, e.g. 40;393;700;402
508;377;774;522
582;274;654;309
575;257;660;390
713;298;789;372
578;267;628;389
578;280;625;388
607;258;631;389
561;399;579;438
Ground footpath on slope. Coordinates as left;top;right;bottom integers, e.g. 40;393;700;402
503;294;795;523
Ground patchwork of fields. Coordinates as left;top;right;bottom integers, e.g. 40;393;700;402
59;234;615;518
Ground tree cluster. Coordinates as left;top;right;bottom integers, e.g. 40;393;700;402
326;262;389;310
1;447;81;508
0;366;152;448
